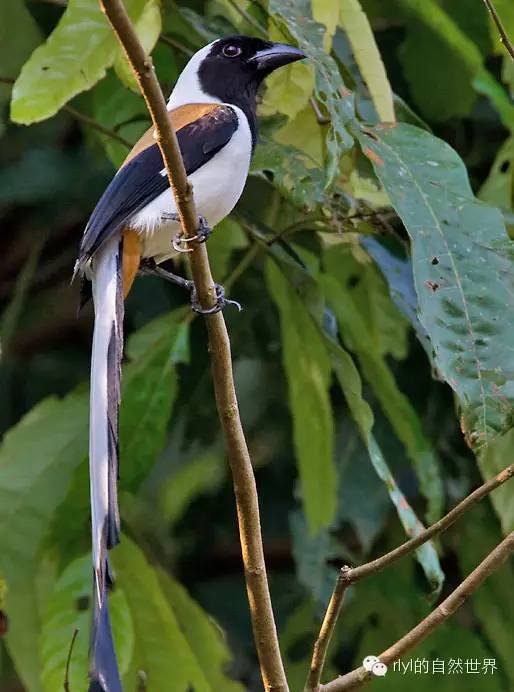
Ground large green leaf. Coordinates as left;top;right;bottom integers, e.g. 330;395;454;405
268;0;355;184
266;259;337;532
478;429;514;533
40;555;134;692
266;247;443;590
120;310;189;488
111;537;220;692
11;0;148;124
339;0;395;122
157;569;244;692
321;257;443;522
395;0;514;130
0;392;88;691
0;0;42;135
479;135;514;211
357;122;514;452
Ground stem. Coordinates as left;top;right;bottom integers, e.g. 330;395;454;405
482;0;514;61
321;529;514;691
304;568;352;692
63;629;79;691
309;464;514;690
0;76;131;148
98;2;289;689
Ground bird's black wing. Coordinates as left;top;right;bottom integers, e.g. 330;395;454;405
78;105;238;264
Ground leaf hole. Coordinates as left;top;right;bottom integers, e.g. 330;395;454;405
500;160;510;173
348;275;360;288
431;257;439;265
75;595;90;611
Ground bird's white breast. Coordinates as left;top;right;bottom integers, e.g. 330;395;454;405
129;106;252;264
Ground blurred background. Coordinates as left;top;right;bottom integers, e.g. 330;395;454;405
0;0;513;690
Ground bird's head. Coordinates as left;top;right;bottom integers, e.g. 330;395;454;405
168;35;306;110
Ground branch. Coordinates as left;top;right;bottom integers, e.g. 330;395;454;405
97;2;289;690
306;463;514;691
482;0;514;62
321;529;514;691
0;75;131;148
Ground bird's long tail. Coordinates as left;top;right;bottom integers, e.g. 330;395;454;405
88;235;124;692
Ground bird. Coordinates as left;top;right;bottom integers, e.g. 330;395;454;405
76;35;305;691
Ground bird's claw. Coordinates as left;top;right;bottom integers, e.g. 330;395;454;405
172;216;212;253
191;283;242;315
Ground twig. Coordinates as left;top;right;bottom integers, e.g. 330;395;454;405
98;2;289;690
304;568;352;692
482;0;514;62
0;76;131;148
307;464;514;690
310;97;331;125
321;529;514;691
158;35;193;57
227;0;268;37
63;628;79;691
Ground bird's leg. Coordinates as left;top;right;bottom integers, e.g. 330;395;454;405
138;258;242;315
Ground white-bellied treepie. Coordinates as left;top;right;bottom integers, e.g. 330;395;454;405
77;35;305;692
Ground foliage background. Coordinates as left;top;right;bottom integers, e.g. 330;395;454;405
1;0;514;690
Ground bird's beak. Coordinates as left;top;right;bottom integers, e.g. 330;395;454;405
249;42;306;71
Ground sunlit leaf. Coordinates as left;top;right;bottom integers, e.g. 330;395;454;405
339;0;395;122
260;61;315;121
11;0;148;124
0;392;88;691
358;122;514;451
40;555;133;692
268;0;355;184
114;0;162;92
478;429;514;533
478;135;514;211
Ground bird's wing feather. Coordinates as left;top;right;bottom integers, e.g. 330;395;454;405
78;104;238;264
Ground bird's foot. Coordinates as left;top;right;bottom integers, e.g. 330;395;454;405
191;283;242;315
172;216;212;253
139;259;242;314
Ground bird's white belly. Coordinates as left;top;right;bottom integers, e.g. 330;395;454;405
129;106;252;264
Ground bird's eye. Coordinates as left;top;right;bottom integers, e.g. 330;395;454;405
222;44;242;58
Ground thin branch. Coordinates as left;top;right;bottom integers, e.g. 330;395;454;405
158;34;193;57
348;463;514;583
226;0;268;37
307;464;514;690
98;2;289;690
0;75;131;148
63;628;79;691
304;568;352;692
321;529;514;691
482;0;514;62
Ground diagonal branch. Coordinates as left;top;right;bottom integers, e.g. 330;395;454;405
481;0;514;62
321;528;514;691
305;463;514;691
97;2;289;690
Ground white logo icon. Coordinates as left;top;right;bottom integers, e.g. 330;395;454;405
363;656;388;677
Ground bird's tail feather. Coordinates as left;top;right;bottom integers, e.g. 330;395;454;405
88;236;124;692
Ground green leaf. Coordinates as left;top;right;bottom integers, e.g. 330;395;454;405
206;217;248;279
11;0;148;124
113;0;162;92
156;569;244;692
120;310;189;488
478;429;514;533
321;259;443;522
251;139;327;210
40;555;134;692
396;0;514;129
266;259;337;532
266;246;443;590
268;0;355;184
339;0;395;122
260;61;315;121
357;122;514;452
479;135;514;210
328;338;444;594
0;392;88;691
111;536;215;692
0;0;42;136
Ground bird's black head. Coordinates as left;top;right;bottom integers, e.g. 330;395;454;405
197;35;306;144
